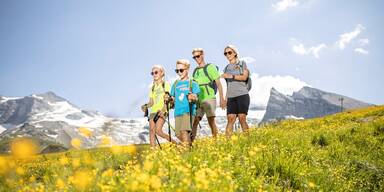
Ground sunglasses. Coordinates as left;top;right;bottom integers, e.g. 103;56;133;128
175;69;186;73
224;51;233;56
192;54;202;60
151;71;159;76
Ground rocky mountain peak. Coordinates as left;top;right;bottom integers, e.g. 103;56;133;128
33;91;67;103
261;87;372;123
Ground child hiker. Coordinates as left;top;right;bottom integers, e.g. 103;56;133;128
165;59;200;147
141;65;176;148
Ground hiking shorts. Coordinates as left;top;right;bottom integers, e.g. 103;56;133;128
227;94;250;115
149;112;167;121
196;99;216;118
175;114;194;136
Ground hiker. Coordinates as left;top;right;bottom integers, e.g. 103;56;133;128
165;59;200;147
221;45;250;136
141;65;176;148
191;48;225;141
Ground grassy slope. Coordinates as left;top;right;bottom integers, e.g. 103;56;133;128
1;106;383;191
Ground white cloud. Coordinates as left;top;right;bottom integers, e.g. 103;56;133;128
336;24;365;50
272;0;299;11
291;40;327;58
248;73;309;107
240;57;256;64
292;43;307;55
354;48;369;55
218;73;308;108
359;38;369;46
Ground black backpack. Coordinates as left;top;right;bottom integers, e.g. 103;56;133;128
224;60;252;91
192;63;219;95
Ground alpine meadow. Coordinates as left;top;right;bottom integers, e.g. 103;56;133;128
0;106;383;191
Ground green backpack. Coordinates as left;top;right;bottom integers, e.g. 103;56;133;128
192;63;219;95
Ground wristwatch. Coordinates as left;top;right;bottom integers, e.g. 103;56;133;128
232;75;235;80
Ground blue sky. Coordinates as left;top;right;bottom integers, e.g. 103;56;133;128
1;0;383;117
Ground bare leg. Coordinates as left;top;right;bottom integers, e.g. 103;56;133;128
238;114;249;133
225;114;237;137
207;116;218;138
149;120;156;148
179;130;191;147
191;116;201;142
155;118;176;143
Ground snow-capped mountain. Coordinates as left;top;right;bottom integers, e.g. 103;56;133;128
0;92;263;153
0;92;153;152
261;86;373;123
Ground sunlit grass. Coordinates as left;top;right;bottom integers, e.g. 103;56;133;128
0;106;383;191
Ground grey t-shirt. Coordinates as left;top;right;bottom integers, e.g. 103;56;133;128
224;60;249;98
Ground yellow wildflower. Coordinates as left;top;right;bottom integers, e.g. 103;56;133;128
72;170;93;190
79;127;93;138
10;137;38;159
71;138;82;149
56;178;65;189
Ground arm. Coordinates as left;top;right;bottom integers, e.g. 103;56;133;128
188;82;200;102
215;78;226;109
141;98;154;112
232;69;249;81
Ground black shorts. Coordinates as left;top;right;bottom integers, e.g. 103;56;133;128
227;94;250;115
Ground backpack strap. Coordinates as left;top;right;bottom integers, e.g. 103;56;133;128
172;80;179;97
192;68;199;80
238;60;244;75
203;63;214;82
189;79;193;93
152;81;166;92
224;64;229;73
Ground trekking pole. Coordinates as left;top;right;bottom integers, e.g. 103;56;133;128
188;94;194;142
163;119;176;131
153;112;162;149
166;100;172;142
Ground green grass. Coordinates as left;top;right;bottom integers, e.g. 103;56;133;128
1;106;383;191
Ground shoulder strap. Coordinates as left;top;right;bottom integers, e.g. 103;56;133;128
224;64;230;73
152;82;166;92
172;80;179;96
203;63;214;82
189;79;193;93
192;68;199;80
238;60;244;75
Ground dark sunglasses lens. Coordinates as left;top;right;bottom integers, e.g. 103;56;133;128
175;69;185;73
193;55;201;59
151;71;158;75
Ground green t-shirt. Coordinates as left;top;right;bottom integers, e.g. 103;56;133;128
192;64;220;102
149;82;170;114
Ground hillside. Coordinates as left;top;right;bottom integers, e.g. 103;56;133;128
0;106;383;191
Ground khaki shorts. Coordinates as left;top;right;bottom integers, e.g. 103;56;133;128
196;99;216;118
175;114;194;135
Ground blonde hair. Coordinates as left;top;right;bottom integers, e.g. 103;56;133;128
176;59;190;69
152;64;165;82
224;44;240;58
192;48;204;55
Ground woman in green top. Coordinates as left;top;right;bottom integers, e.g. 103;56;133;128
141;65;176;148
